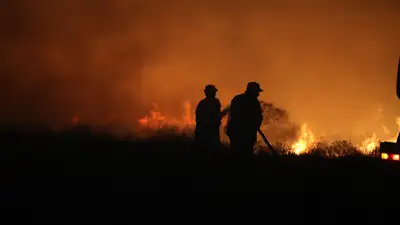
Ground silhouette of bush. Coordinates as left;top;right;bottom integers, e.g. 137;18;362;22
302;140;361;157
259;102;300;144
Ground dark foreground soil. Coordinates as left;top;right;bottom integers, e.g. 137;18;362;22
1;131;400;223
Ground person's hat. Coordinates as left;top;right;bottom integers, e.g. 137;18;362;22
204;84;218;93
246;82;263;92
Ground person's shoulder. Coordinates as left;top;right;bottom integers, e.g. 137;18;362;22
197;98;207;107
236;93;245;97
232;94;244;101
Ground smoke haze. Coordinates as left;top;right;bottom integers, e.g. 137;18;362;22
0;0;399;138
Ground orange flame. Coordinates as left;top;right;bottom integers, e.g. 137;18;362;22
291;123;316;155
138;101;400;156
138;101;195;131
356;116;400;154
357;133;379;154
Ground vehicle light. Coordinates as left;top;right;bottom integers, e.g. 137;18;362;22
381;153;389;160
392;154;400;160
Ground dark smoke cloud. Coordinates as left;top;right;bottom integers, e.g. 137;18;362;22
0;0;399;138
0;0;155;128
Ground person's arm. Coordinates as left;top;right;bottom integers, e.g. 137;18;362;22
221;104;231;118
216;98;222;125
224;97;236;135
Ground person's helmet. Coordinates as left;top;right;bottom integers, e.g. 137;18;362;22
246;82;263;93
204;84;218;94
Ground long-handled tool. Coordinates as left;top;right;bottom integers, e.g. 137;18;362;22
257;128;278;156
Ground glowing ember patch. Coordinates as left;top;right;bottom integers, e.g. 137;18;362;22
381;153;389;159
392;154;400;160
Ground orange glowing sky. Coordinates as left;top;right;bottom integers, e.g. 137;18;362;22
0;0;399;139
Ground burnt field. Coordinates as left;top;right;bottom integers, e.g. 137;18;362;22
2;128;400;222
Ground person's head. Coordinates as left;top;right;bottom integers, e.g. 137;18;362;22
204;84;218;98
245;82;263;98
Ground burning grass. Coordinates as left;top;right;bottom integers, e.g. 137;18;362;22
136;101;387;157
3;99;388;158
132;125;380;158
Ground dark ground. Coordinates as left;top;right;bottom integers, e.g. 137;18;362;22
1;129;400;223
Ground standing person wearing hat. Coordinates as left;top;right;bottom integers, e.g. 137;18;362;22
194;84;222;156
226;82;264;157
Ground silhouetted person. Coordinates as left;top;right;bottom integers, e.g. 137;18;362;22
195;85;222;156
226;82;263;157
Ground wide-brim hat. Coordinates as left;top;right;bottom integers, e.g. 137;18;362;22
205;84;218;92
246;82;263;92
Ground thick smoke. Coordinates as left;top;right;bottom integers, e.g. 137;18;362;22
0;0;399;138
